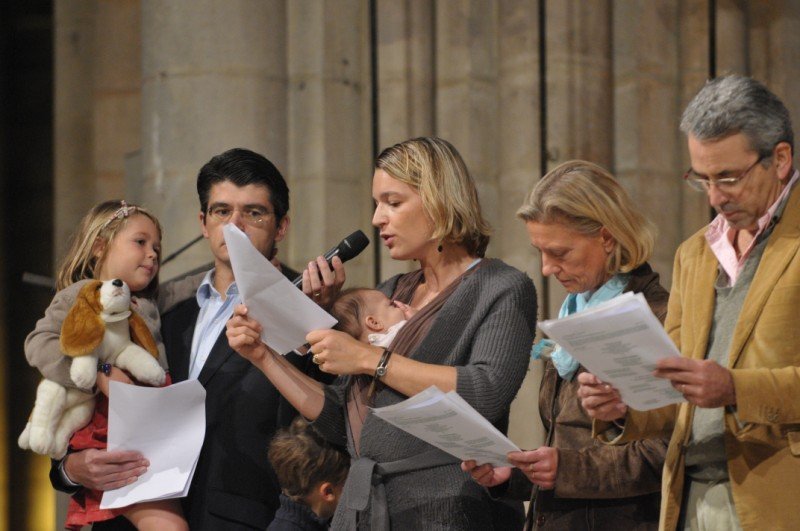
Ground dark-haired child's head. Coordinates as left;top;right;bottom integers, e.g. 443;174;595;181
330;288;405;342
268;417;350;519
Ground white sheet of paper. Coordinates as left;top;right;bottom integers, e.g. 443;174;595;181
371;386;520;467
100;380;206;509
223;224;337;354
537;292;685;410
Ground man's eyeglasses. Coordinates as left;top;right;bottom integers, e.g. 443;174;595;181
206;205;273;226
683;154;768;192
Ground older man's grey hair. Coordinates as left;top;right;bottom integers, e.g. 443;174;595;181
680;75;794;159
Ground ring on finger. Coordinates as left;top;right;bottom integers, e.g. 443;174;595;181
312;354;322;365
313;292;321;298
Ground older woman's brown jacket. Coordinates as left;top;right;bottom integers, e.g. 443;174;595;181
503;263;669;530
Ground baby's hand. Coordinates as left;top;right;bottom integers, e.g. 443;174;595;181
393;300;418;320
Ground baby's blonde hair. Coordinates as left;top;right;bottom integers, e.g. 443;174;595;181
56;200;162;297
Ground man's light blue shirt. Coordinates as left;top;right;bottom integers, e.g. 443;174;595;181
189;269;240;380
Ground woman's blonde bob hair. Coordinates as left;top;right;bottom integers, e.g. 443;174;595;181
516;160;655;275
56;200;162;297
375;137;492;257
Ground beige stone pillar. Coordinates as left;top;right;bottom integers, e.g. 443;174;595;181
375;0;434;281
93;0;141;200
435;0;500;228
679;0;713;242
748;0;800;150
54;0;96;263
286;0;374;286
544;0;612;315
141;0;289;279
54;0;142;261
613;0;683;285
496;0;545;451
546;0;613;170
715;0;748;75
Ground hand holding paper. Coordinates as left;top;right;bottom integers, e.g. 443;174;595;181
372;386;520;467
100;380;206;509
223;224;337;354
538;292;684;410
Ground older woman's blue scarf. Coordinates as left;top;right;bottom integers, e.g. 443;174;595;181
531;273;630;381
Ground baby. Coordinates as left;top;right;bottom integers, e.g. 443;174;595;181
330;288;413;347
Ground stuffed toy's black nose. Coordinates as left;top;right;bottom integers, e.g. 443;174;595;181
112;279;123;287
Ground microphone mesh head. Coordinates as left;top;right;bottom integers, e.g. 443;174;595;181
338;230;370;262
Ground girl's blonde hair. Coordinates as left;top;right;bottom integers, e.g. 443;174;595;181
375;137;492;257
56;200;162;297
516;160;655;275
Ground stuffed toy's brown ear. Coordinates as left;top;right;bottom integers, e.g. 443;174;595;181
129;312;159;359
60;280;105;357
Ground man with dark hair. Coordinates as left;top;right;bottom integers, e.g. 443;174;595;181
579;75;800;530
52;148;343;530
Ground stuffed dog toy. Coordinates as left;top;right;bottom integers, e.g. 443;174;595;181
19;278;166;459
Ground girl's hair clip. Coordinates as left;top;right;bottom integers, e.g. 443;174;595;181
103;200;138;228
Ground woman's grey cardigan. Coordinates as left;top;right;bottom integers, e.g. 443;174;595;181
312;259;538;530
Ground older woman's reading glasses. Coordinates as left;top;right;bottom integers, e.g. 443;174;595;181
207;205;272;227
683;155;767;193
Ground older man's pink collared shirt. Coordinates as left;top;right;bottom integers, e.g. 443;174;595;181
705;169;800;286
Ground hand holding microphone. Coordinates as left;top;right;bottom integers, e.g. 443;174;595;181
294;230;370;308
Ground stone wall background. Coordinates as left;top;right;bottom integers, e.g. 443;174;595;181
3;1;800;529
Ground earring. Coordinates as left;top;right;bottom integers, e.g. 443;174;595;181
437;243;443;252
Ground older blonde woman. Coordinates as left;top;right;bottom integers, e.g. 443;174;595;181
463;160;669;530
228;137;537;530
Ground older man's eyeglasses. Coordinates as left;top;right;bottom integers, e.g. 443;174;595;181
683;155;767;193
207;205;272;226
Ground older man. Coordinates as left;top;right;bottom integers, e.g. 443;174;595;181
579;75;800;530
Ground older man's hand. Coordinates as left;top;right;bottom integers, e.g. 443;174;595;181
577;372;628;421
653;357;736;408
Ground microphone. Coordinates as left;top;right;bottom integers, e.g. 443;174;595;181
291;230;370;287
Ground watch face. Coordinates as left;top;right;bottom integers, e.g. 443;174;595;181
376;366;387;377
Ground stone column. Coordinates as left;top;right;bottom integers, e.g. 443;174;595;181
435;0;500;229
545;0;612;315
715;0;748;75
141;0;288;279
93;0;141;200
496;0;542;271
613;0;683;285
497;0;545;451
286;0;374;286
748;0;800;146
546;0;613;170
375;0;435;280
54;0;96;263
679;0;713;242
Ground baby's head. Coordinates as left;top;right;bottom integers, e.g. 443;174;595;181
331;288;406;342
268;417;350;520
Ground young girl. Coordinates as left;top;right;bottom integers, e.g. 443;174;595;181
24;200;188;531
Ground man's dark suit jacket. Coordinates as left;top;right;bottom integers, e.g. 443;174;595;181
161;295;320;530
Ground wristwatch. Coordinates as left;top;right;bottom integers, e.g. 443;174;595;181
375;348;392;379
368;348;393;398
